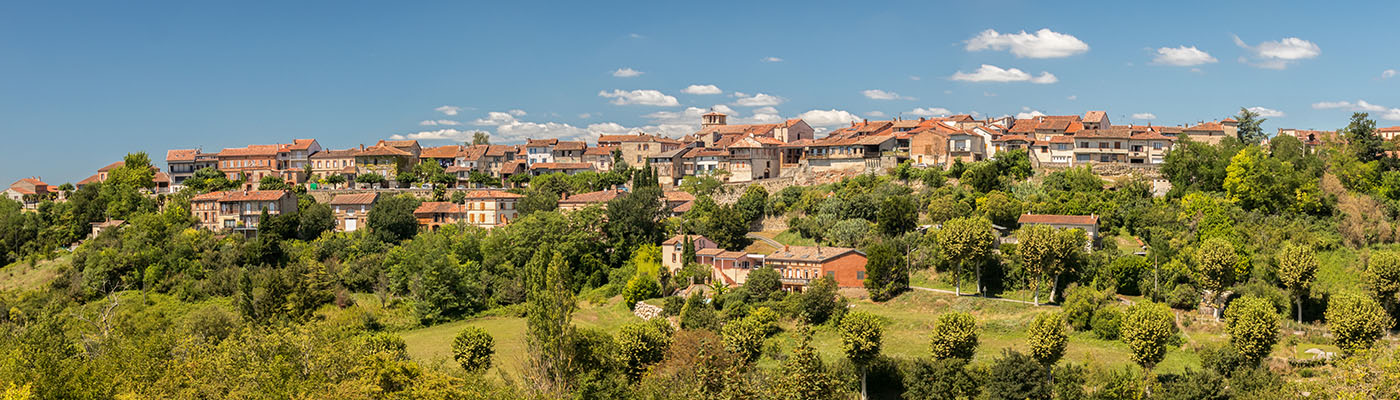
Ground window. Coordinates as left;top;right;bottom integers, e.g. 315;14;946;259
827;271;835;278
1153;142;1163;150
857;271;865;280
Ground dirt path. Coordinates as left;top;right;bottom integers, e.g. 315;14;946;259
908;285;1053;307
746;232;784;248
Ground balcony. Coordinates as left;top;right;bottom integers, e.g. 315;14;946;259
779;277;811;286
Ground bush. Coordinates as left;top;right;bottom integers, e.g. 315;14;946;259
902;358;981;400
1167;284;1199;310
622;272;660;310
679;292;719;331
983;350;1051;400
661;296;684;317
1091;307;1123;340
1062;285;1107;331
451;327;495;373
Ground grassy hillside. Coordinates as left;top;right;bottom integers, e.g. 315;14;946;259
0;255;69;292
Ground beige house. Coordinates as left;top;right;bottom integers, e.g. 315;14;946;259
1017;214;1099;249
310;148;360;185
329;192;377;232
724;136;784;182
190;190;297;236
597;134;683;166
557;188;623;211
461;190;523;228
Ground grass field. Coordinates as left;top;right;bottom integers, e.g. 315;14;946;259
0;255;69;292
398;282;1236;378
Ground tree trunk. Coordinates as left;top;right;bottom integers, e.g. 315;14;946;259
1050;274;1060;304
1296;296;1303;324
861;368;868;400
954;264;962;296
975;262;983;297
1033;277;1040;306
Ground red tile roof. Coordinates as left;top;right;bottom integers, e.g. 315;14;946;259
1084;111;1107;123
166;149;200;162
310;148;361;159
415;201;462;214
559;188;623;205
584;146;615;156
663;190;695;203
419;145;462;159
219;145;280;157
462;190;524;199
191;191;231;201
530;162;593;170
78;174;101;185
1018;214;1098;226
220;190;292;202
285;139;318;151
662;234;710;245
329;192;379;205
357;145;413;157
554;141;586;151
767;245;863;263
97;161;125;172
527;138;560;147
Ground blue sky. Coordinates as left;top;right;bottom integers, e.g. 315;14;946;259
4;0;1400;185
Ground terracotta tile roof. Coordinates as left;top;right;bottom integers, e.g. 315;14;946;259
529;162;593;170
1084;111;1107;123
97;161;126;172
78;174;101;185
310;148;361;159
329;192;378;205
191;191;230;201
554;141;586;151
153;172;171;184
1221;118;1238;123
219;145;280;157
12;178;49;187
1018;214;1098;226
559;188;623;205
1378;126;1400;133
651;148;688;159
340;165;359;173
7;187;35;195
166;149;200;162
696;248;725;256
993;134;1034;143
462;190;524;199
663;234;710;245
459;145;488;161
499;159;527;174
1008;119;1039;134
1185;122;1225;132
377;139;419;148
715;250;748;259
444;165;474;173
357;145;413;157
767;245;862;263
663;190;695;203
1048;135;1075;143
597;134;660;143
1039;120;1072;131
527;138;559;147
672;200;694;213
584;146;615;156
220;190;291;202
288;139;318;150
419;145;462;159
684;148;729;158
414;201;462;215
485;145;516;157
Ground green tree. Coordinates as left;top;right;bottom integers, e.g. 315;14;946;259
616;319;673;379
451;327;495;373
875;195;918;237
679;292;718;331
1120;302;1175;370
517;188;559;216
744;266;780;301
1195;237;1238;318
1223;145;1290;213
983;350;1051;400
1026;312;1068;367
472;131;491;145
735;185;768;226
258;175;290;191
828;218;872;248
977;190;1023;228
385;231;485;323
797;276;841;325
1162;134;1227;194
355;172;387;188
838;311;882;400
721;316;766;364
367;194;421;242
775;326;840;400
936;217;995;296
704;204;752;250
525;246;578;394
322;173;346;188
1276;243;1318;323
960;161;1002;193
622;272;660;309
1235;107;1268;145
1344;112;1382;162
1326;292;1393;353
102;152;158;218
1016;225;1085;305
1223;295;1280;366
861;240;908;301
929;312;979;361
296;202;335;241
1366;250;1400;313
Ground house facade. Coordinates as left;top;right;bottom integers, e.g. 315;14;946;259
329;192;377;232
661;234;718;273
461;190;523;228
414;202;464;231
763;245;868;290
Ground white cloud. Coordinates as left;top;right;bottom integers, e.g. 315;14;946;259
1385;109;1400;121
1130;113;1157;120
909;76;921;81
435;105;461;116
1015;110;1046;119
598;89;680;106
866;111;887;117
732;92;784;106
419;119;461;126
612;68;643;78
642;105;736;127
1247;106;1286;118
1232;35;1320;69
798;109;862;126
965;28;1089;58
682;84;723;95
1066;95;1077;100
578;113;592;119
1312;100;1387;112
628;33;643;39
862;89;916;100
391;129;471;141
1152;46;1217;66
472;112;520;126
508;109;527;116
951;64;1057;84
1384;69;1397;79
908;107;953;116
762;57;783;63
742;107;784;124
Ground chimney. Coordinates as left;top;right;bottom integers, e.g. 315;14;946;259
863;119;868;124
784;244;789;252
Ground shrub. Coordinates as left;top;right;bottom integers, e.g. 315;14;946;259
451;327;495;373
1167;284;1199;310
661;296;684;317
1091;307;1123;340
